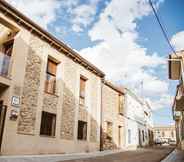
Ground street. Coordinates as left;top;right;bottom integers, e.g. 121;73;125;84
62;146;174;162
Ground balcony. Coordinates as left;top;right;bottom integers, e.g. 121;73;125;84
45;74;56;95
174;84;184;111
173;111;181;121
0;52;11;78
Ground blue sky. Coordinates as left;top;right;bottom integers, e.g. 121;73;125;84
6;0;184;126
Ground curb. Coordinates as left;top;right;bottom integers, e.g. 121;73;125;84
160;149;176;162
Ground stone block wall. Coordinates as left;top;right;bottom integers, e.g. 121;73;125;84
90;117;98;142
42;93;58;113
17;50;42;135
102;83;125;150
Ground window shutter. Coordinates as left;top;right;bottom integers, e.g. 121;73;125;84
47;59;57;75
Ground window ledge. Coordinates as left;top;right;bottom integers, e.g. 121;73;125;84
40;135;56;138
77;139;87;142
79;104;87;108
44;91;59;97
119;113;123;116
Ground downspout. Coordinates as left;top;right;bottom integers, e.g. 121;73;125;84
100;77;104;151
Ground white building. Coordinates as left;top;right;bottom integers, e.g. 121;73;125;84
124;88;154;149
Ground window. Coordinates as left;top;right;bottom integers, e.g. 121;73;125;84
118;94;124;114
128;129;131;144
144;111;148;116
79;76;87;105
106;121;113;140
2;40;13;56
107;122;112;140
77;120;87;140
40;111;56;137
0;40;13;76
142;130;145;142
45;58;57;94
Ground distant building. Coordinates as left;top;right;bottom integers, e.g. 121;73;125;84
124;88;153;149
153;125;176;142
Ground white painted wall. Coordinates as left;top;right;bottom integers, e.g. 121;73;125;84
124;89;153;149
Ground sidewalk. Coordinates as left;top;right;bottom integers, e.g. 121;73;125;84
161;149;184;162
0;149;125;162
0;146;174;162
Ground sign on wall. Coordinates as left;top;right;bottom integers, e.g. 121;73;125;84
11;96;20;107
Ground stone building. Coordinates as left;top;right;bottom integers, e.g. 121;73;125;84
101;81;125;150
0;0;105;155
153;125;176;142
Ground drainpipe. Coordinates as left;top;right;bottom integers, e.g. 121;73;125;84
100;77;104;151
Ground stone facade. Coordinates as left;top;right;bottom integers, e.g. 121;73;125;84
102;82;125;150
90;118;98;142
42;93;58;113
78;106;88;122
60;84;76;140
17;51;42;135
60;61;77;140
0;1;102;155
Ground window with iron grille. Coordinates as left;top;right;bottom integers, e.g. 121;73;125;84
77;120;87;140
40;111;56;137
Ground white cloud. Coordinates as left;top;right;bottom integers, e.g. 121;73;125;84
80;0;169;110
6;0;62;29
147;95;174;110
6;0;100;32
69;0;100;32
171;31;184;51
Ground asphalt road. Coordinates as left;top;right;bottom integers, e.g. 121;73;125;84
61;146;174;162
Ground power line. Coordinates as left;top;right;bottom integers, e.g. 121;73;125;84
148;0;178;56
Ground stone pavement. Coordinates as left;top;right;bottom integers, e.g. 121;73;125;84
0;146;174;162
161;149;184;162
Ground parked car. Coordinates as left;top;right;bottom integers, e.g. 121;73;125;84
162;138;169;144
168;139;176;145
155;138;162;145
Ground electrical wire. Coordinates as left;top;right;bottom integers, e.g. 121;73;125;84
148;0;178;57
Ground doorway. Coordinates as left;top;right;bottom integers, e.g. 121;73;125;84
0;101;7;152
138;129;142;147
